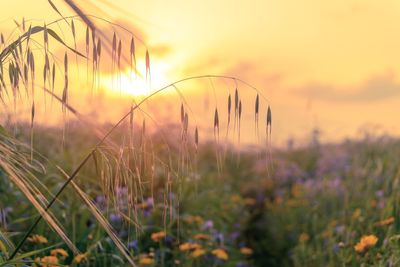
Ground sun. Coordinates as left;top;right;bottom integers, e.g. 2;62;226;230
101;58;171;97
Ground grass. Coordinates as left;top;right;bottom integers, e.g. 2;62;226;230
0;2;271;266
4;123;400;266
1;1;398;267
1;123;271;266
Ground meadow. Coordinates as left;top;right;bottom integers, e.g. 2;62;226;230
0;1;399;267
2;123;399;267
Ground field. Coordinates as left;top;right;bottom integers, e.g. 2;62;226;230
0;1;399;267
1;122;399;266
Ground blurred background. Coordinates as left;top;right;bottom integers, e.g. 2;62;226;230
2;0;400;146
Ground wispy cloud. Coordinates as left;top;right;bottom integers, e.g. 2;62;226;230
300;72;400;102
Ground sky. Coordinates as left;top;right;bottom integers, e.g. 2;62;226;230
1;0;400;146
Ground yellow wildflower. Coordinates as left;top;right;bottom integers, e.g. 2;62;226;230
193;233;211;240
179;243;191;251
35;256;58;267
190;243;202;250
151;231;166;242
179;243;202;251
74;252;88;263
139;257;154;266
299;233;310;243
136;202;149;209
375;217;395;227
212;248;229;260
50;248;68;258
354;235;378;253
240;247;253;255
190;248;206;258
193;216;204;225
27;234;48;244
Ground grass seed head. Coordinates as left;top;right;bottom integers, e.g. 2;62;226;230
235;88;239;112
181;103;184;123
71;19;75;38
239;100;242;119
112;32;116;52
85;26;89;52
43;24;48;47
214;108;219;128
97;38;101;58
255;94;259;115
130;37;135;58
146;49;150;81
52;63;55;89
195;127;199;147
118;40;122;67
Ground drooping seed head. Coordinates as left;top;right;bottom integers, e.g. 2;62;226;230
130;37;135;57
64;52;68;74
184;113;189;132
97;38;101;58
228;94;231;118
52;63;55;89
43;24;48;47
26;25;32;45
71;19;75;38
255;94;259;115
43;64;47;83
145;49;150;81
195;127;199;147
30;51;35;74
214;108;219;128
267;106;271;124
24;64;28;83
118;40;122;67
180;103;184;123
235;88;239;113
91;28;96;43
31;101;35;127
239;100;242;119
112;32;116;53
85;26;89;52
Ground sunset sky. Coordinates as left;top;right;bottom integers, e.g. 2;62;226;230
1;0;400;146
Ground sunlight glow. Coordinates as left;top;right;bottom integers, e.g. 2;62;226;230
101;59;171;97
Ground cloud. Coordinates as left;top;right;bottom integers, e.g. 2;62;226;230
182;58;283;89
300;72;400;102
